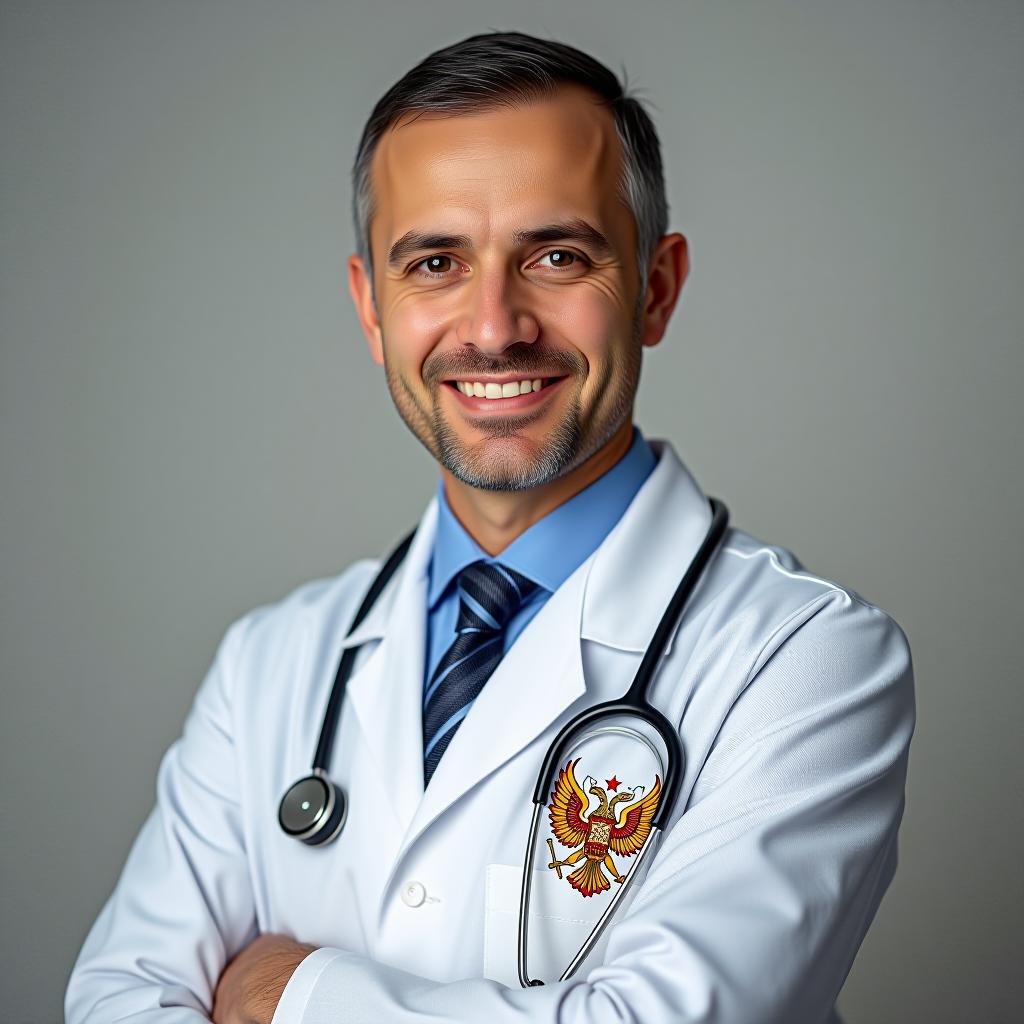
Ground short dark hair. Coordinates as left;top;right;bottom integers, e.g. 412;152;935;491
351;31;669;296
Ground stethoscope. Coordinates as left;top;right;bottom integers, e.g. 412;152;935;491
277;495;730;987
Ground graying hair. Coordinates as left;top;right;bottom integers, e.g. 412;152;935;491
350;31;669;300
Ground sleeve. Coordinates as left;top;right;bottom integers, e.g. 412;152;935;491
65;614;258;1023
270;590;916;1024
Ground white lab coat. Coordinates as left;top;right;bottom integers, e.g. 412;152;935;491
65;440;915;1024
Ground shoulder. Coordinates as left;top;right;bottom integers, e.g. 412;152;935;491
701;524;916;770
212;557;385;690
711;523;912;656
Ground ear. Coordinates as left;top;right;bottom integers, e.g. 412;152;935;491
639;232;689;350
347;254;384;365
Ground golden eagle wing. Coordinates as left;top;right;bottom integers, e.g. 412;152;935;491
547;758;589;849
609;775;662;857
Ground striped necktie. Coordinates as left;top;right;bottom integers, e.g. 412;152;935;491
423;560;538;785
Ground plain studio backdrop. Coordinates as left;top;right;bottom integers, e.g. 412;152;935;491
1;2;1020;1021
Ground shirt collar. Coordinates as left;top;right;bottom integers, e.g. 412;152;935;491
427;426;657;608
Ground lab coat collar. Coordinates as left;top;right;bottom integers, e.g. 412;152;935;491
336;499;438;653
339;438;710;654
580;438;713;654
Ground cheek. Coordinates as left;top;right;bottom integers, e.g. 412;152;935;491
385;301;451;374
542;289;625;366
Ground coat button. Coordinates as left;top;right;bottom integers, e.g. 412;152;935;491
401;881;427;908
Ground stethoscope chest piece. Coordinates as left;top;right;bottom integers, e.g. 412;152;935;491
277;770;347;846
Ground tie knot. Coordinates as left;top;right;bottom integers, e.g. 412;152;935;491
456;560;537;631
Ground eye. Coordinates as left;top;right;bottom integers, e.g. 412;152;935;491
534;249;587;270
412;254;458;278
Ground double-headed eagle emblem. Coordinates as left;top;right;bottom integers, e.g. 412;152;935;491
546;757;662;898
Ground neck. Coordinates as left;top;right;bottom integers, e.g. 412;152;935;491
441;420;635;556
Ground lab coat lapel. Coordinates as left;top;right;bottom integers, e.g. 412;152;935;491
399;559;590;851
344;500;437;838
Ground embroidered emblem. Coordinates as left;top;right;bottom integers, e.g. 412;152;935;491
546;757;662;898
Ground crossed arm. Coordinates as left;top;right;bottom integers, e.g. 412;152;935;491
66;592;915;1024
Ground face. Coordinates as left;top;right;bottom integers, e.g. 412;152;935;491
350;85;673;492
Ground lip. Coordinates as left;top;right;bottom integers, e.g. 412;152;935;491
443;374;570;414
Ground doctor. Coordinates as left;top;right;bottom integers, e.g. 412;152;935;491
66;30;916;1024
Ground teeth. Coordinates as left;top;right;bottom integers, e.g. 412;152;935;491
455;378;549;399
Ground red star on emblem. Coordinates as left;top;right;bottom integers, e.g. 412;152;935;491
606;776;620;792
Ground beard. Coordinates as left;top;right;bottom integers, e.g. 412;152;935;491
381;305;644;492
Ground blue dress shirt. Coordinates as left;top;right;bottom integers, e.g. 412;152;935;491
424;426;657;692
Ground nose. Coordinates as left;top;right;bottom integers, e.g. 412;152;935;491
456;267;540;356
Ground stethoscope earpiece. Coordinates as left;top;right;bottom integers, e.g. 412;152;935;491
277;771;347;846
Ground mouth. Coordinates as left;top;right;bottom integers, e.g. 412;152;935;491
442;374;570;413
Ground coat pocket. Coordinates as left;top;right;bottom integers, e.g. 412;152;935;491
483;862;612;988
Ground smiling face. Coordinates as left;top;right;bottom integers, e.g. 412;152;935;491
350;84;663;492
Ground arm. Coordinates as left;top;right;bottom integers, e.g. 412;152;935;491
65;615;259;1023
271;591;915;1023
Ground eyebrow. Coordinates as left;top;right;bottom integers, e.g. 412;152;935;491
385;217;614;268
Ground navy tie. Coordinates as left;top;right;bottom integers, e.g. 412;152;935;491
423;561;538;785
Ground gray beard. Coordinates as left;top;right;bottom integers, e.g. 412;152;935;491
430;379;637;492
431;392;584;492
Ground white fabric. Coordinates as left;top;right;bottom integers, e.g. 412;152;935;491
65;440;915;1024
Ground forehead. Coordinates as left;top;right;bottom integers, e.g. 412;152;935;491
368;84;628;252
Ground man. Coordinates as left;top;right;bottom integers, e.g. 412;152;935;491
66;31;915;1024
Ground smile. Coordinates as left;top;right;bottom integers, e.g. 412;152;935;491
444;375;568;412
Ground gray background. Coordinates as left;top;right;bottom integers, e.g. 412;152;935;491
1;1;1020;1021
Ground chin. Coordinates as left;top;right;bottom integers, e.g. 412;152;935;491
440;433;578;492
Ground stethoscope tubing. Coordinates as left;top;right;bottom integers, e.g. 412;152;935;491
312;529;416;774
517;496;730;987
517;801;662;987
528;496;730;830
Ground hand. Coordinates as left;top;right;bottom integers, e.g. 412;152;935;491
212;932;318;1024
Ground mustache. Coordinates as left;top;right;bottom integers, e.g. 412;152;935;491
421;343;585;387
